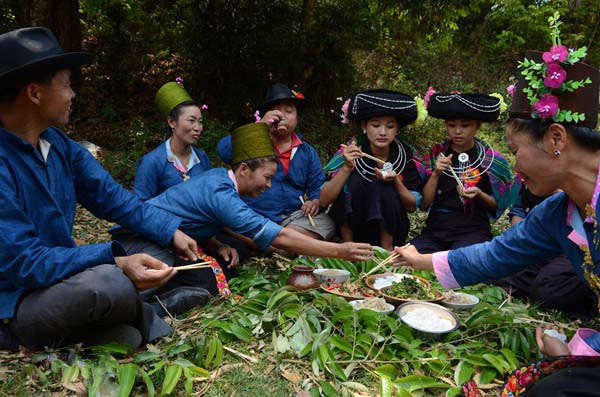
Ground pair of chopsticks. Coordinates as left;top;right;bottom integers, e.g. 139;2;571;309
439;153;464;189
298;196;317;227
146;261;212;273
340;144;386;165
359;243;410;280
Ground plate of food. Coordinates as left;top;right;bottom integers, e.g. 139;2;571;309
397;302;460;340
441;291;479;310
321;281;376;300
365;273;431;291
378;276;443;305
349;298;395;314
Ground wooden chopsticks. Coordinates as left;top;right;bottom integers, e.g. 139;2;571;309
359;243;410;280
298;195;317;227
340;144;386;165
146;261;213;273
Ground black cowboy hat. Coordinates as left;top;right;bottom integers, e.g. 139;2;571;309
427;93;501;122
0;27;93;84
258;83;306;115
348;89;418;127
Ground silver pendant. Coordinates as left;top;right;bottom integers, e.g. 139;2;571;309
458;153;469;163
382;162;393;171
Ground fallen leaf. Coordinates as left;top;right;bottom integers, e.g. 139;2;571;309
280;369;301;384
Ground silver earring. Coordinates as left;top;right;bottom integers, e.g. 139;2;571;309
362;129;367;134
554;149;561;156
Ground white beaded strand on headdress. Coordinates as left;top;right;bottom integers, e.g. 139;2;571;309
351;93;416;116
432;94;501;113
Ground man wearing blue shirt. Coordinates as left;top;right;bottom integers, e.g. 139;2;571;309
0;27;209;350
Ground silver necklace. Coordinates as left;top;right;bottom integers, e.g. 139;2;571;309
441;139;493;181
354;139;407;182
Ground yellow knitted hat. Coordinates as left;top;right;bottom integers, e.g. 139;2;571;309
231;123;275;165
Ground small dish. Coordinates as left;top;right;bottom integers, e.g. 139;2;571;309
313;268;351;284
441;291;479;310
397;302;460;340
320;282;376;300
349;298;395;314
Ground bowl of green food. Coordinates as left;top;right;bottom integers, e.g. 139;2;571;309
378;275;444;305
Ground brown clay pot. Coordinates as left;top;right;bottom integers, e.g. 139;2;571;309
286;265;320;290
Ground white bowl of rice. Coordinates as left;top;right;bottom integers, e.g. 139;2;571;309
441;291;479;310
349;298;395;314
397;302;460;339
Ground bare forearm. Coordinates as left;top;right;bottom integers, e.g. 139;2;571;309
272;228;340;257
421;173;440;209
320;166;352;206
394;178;417;212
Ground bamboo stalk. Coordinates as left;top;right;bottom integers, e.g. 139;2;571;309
298;195;316;227
146;261;213;273
439;153;464;189
341;144;386;165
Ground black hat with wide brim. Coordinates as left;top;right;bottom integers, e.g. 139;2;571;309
258;83;306;115
0;27;94;84
427;93;501;122
348;89;418;127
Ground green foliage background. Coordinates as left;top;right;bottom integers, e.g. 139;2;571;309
3;0;598;186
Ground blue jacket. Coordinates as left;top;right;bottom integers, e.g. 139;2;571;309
133;140;211;201
217;134;325;222
445;192;600;350
0;127;180;319
145;168;282;251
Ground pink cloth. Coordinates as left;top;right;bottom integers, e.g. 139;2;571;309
227;169;239;192
568;328;600;357
432;251;460;289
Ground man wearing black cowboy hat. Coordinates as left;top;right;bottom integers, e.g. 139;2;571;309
0;27;211;350
217;83;335;246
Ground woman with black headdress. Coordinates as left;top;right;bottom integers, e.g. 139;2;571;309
320;89;427;250
410;92;519;253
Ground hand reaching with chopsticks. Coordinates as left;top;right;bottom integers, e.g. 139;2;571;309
392;244;434;271
171;229;198;261
115;253;176;291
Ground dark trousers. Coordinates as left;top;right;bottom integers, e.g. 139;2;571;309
4;264;170;349
492;255;597;317
527;367;600;396
114;231;235;297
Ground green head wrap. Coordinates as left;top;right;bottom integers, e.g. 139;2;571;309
231;123;275;165
155;82;193;120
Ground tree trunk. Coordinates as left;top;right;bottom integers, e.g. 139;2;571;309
18;0;82;51
299;0;314;34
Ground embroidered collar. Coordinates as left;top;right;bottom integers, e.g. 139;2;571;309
165;138;201;171
566;163;600;248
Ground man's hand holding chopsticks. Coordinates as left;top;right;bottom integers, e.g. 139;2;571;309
115;254;176;291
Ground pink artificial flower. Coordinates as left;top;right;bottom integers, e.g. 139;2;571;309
175;76;184;87
518;372;534;386
544;63;567;89
424;86;436;108
201;104;208;110
340;98;350;124
542;45;569;64
254;110;261;123
532;93;559;119
506;84;516;97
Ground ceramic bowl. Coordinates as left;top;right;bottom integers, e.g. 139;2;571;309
441;291;480;310
349;299;395;314
313;268;351;284
396;302;460;340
